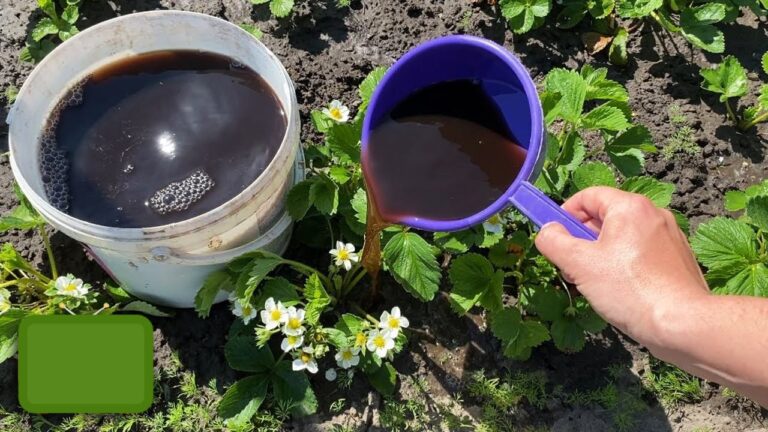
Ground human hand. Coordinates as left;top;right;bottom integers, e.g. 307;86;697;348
534;187;711;351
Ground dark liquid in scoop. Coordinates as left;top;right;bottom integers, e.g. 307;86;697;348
361;79;528;276
40;50;286;227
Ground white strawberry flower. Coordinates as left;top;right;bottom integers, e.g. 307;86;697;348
260;297;288;330
54;274;89;298
282;307;306;336
379;306;409;337
281;334;304;352
483;213;506;234
322;100;350;123
232;299;257;325
0;288;10;314
334;346;361;369
325;368;337;382
292;346;318;374
329;241;359;271
366;330;395;358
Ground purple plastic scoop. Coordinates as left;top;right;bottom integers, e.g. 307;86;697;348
361;35;597;241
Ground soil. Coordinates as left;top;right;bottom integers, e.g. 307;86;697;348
1;0;768;431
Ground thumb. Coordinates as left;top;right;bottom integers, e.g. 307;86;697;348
535;222;596;278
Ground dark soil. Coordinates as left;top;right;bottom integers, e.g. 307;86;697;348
1;0;767;431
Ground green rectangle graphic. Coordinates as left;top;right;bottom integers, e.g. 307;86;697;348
18;315;153;413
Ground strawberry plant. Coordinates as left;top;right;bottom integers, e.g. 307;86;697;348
499;0;766;65
0;185;169;365
21;0;83;63
700;53;768;131
691;179;768;297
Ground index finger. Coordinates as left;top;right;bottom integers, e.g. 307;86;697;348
562;186;637;223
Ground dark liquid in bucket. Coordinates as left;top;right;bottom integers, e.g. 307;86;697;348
361;80;528;276
39;50;287;227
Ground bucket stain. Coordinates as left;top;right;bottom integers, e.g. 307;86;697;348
128;261;139;269
208;236;223;250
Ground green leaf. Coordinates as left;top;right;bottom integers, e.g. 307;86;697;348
717;264;768;296
433;229;481;254
762;52;768;75
551;319;586;352
448;254;504;315
530;0;552;16
490;308;550;360
680;4;726;53
583;66;628;102
366;362;397;396
57;25;78;42
0;334;17;364
303;273;331;325
218;376;269;421
556;3;587;28
489;233;530;269
382;231;441;301
746;196;768;231
544;69;587;123
758;85;768;111
608;125;656;153
620;177;675;207
329;166;351;184
272;361;318;415
589;0;615;17
195;271;231;318
350;188;367;225
251;0;271;3
31;18;59;42
270;0;294;17
508;7;535;33
243;256;284;300
121;301;172;317
225;335;275;373
531;286;569;321
62;4;79;24
323;328;348;348
37;0;57;18
691;217;757;274
724;190;747;211
287;180;313;221
616;0;662;17
500;0;527;18
253;277;300;308
326;121;362;164
571;162;617;191
309;176;339;215
359;67;387;111
311;109;334;133
239;23;263;39
0;205;45;231
335;313;366;336
582;104;630;131
560;133;587;171
609;27;629;66
0;309;25;362
700;56;747;102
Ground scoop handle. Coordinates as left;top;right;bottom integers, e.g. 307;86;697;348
509;181;598;241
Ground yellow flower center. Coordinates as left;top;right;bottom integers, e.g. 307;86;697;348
329;107;343;120
287;336;298;345
342;351;353;360
270;310;282;321
373;335;386;349
288;317;301;329
355;333;366;346
388;317;400;329
243;305;253;315
337;249;349;261
301;353;312;363
488;214;501;225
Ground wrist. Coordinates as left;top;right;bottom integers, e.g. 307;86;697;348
646;288;712;357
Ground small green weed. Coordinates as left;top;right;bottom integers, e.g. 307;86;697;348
700;53;768;131
21;0;83;63
643;358;703;405
4;86;18;106
662;105;699;160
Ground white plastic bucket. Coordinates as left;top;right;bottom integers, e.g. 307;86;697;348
7;11;303;308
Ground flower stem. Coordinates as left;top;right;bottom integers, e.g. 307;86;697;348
283;259;332;288
740;110;768;131
39;225;58;280
350;301;378;325
724;98;739;126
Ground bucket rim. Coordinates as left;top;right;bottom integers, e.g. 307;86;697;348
9;10;299;242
